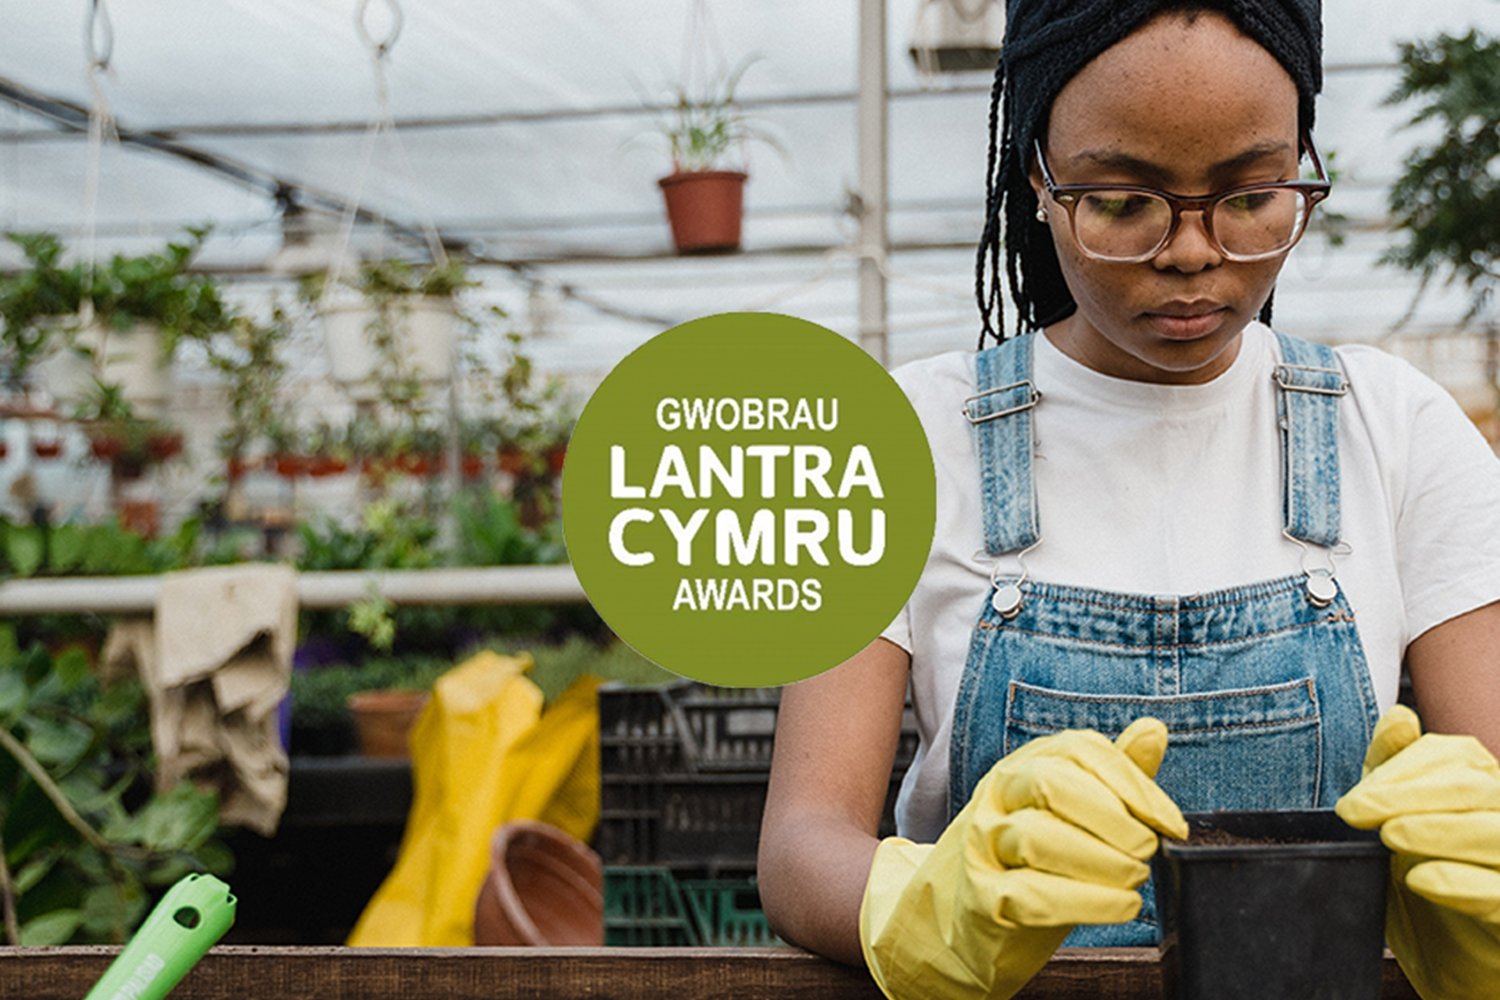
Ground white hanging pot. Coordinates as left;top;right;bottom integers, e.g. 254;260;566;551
37;320;172;419
319;297;456;403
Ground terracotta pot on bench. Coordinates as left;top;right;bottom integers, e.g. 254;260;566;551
473;820;603;946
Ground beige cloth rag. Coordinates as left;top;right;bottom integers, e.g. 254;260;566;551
102;563;298;835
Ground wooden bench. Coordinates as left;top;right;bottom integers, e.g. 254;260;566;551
0;946;1420;999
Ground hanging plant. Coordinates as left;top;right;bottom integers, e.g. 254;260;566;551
205;310;291;483
307;258;475;406
642;56;784;254
82;416;186;478
1;229;235;418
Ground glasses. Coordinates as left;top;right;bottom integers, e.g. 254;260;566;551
1034;136;1332;263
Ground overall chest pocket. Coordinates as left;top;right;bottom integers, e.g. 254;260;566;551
1004;678;1323;812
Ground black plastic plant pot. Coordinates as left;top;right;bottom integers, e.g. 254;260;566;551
1152;809;1389;1000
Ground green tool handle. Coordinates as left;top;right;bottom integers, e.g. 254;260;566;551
83;874;235;1000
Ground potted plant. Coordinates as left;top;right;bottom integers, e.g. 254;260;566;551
29;420;63;459
648;58;780;254
494;413;543;477
397;423;447;479
7;230;233;419
206;310;290;485
459;418;493;482
83;417;185;480
266;419;307;479
304;419;351;478
311;258;473;404
0;233;75;396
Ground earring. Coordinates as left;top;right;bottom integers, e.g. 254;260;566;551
1035;205;1049;223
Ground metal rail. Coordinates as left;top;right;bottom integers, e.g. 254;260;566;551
0;564;587;616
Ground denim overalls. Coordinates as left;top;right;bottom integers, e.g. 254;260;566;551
947;331;1381;947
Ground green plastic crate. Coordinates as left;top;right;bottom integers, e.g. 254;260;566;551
604;866;786;947
679;877;784;947
603;866;699;946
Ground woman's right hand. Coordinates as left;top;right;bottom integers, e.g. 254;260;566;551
859;718;1187;1000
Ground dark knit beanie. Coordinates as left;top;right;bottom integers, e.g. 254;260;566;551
976;0;1323;344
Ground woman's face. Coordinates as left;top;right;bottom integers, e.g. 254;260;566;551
1032;11;1302;384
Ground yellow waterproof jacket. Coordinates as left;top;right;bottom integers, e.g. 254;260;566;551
347;651;601;946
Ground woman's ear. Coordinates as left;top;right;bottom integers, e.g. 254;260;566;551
1028;157;1048;222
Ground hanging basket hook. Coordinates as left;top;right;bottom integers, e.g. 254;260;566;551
85;0;115;71
355;0;404;58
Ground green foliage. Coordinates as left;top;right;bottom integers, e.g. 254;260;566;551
293;492;579;658
486;635;676;705
0;516;200;582
650;57;783;173
0;631;230;944
289;654;453;729
1382;29;1500;320
290;637;671;733
206;310;292;462
0;228;232;360
302;258;474;302
452;490;566;567
0;234;74;384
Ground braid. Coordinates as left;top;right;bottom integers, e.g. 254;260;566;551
976;64;1007;349
974;0;1322;345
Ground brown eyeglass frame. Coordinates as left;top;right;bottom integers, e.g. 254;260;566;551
1033;135;1333;264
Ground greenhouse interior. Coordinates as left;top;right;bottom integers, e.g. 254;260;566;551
0;0;1497;961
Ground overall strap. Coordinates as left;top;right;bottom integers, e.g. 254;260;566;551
1274;332;1348;548
965;334;1041;556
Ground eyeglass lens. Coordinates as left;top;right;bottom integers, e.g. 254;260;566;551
1074;188;1311;260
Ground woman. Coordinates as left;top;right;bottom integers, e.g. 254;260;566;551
758;2;1500;999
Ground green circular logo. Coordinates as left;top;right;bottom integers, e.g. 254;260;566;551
562;312;935;686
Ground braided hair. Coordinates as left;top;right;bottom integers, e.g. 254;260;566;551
975;0;1323;347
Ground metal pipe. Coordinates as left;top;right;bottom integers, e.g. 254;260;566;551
857;0;889;365
0;565;586;616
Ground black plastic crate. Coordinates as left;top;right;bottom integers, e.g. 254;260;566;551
595;681;919;868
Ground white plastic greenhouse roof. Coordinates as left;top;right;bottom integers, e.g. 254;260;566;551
1;0;1496;383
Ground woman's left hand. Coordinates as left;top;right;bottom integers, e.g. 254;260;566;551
1336;704;1500;1000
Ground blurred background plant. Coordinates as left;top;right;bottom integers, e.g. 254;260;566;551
1382;27;1500;323
0;631;230;945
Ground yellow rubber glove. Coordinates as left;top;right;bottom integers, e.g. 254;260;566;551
1335;705;1500;1000
859;718;1187;1000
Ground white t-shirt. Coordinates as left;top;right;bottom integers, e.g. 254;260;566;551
882;322;1500;843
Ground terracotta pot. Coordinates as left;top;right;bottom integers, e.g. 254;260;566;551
147;433;184;462
32;440;62;459
497;447;532;476
274;454;307;478
348;689;428;757
89;435;123;461
117;499;160;538
305;454;348;478
461;454;485;481
546;445;566;476
473;820;603;946
0;441;8;460
658;170;747;254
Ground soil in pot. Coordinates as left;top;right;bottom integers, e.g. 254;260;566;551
1153;809;1388;1000
473;820;603;946
348;689;428;757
